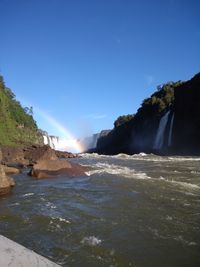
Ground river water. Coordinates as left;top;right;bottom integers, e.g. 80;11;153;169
0;153;200;267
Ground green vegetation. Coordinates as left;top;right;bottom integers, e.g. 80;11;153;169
136;80;183;119
114;114;134;128
0;75;43;146
113;80;184;129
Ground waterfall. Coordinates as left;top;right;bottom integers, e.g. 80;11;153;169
168;113;174;147
43;135;77;152
153;111;170;150
51;136;59;150
43;135;58;149
43;135;48;145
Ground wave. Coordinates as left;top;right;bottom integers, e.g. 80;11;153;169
22;193;34;197
81;152;147;160
85;162;151;180
159;176;200;191
85;162;200;191
171;180;200;190
81;152;200;162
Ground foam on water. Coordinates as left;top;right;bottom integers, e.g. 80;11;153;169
22;193;34;197
46;202;57;209
171;180;200;190
81;152;200;163
86;166;200;193
85;162;151;180
81;236;102;246
51;217;71;224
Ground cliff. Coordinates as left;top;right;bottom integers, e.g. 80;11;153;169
0;75;43;147
95;72;200;155
172;73;200;154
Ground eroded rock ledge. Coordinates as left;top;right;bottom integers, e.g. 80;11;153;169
0;145;83;195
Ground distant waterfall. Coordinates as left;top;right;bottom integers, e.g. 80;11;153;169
43;135;58;149
153;111;170;150
168;113;174;147
43;135;79;152
43;135;48;145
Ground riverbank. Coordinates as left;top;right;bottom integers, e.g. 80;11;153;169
0;145;86;196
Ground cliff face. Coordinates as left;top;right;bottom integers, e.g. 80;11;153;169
96;123;133;154
95;72;200;155
172;73;200;154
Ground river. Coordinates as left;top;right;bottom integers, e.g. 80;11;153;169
0;153;200;267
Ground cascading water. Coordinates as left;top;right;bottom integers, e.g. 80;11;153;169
43;135;58;149
42;135;81;152
43;135;48;145
168;113;174;147
153;110;170;150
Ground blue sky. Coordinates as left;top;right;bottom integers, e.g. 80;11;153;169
0;0;199;139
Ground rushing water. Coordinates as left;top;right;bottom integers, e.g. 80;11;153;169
0;153;200;267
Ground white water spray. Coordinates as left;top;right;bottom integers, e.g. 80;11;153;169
153;111;170;150
43;134;81;153
168;113;174;147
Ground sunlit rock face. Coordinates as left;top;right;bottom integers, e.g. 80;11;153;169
0;164;15;195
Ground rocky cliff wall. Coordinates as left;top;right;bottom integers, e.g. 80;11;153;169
95;72;200;155
172;73;200;154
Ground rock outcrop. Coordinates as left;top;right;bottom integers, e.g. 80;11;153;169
31;159;88;179
23;145;58;164
55;150;78;159
1;146;27;166
0;164;15;196
1;166;20;175
0;145;77;166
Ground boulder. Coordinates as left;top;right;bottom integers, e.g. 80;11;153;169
30;159;88;179
55;150;78;158
1;165;20;175
0;164;15;196
1;146;25;164
24;145;57;164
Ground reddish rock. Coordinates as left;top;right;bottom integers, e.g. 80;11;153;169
0;164;15;196
24;145;57;164
1;146;26;165
1;166;20;175
55;150;78;159
31;159;88;179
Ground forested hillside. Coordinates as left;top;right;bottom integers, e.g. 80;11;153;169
0;75;43;146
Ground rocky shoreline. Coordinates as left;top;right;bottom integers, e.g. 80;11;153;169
0;145;87;196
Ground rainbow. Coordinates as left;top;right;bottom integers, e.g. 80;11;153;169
35;108;85;153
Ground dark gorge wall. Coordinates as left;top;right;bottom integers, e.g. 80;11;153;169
95;73;200;155
172;73;200;154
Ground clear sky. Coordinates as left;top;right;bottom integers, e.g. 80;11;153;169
0;0;199;140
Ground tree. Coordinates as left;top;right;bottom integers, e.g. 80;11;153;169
114;114;134;128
